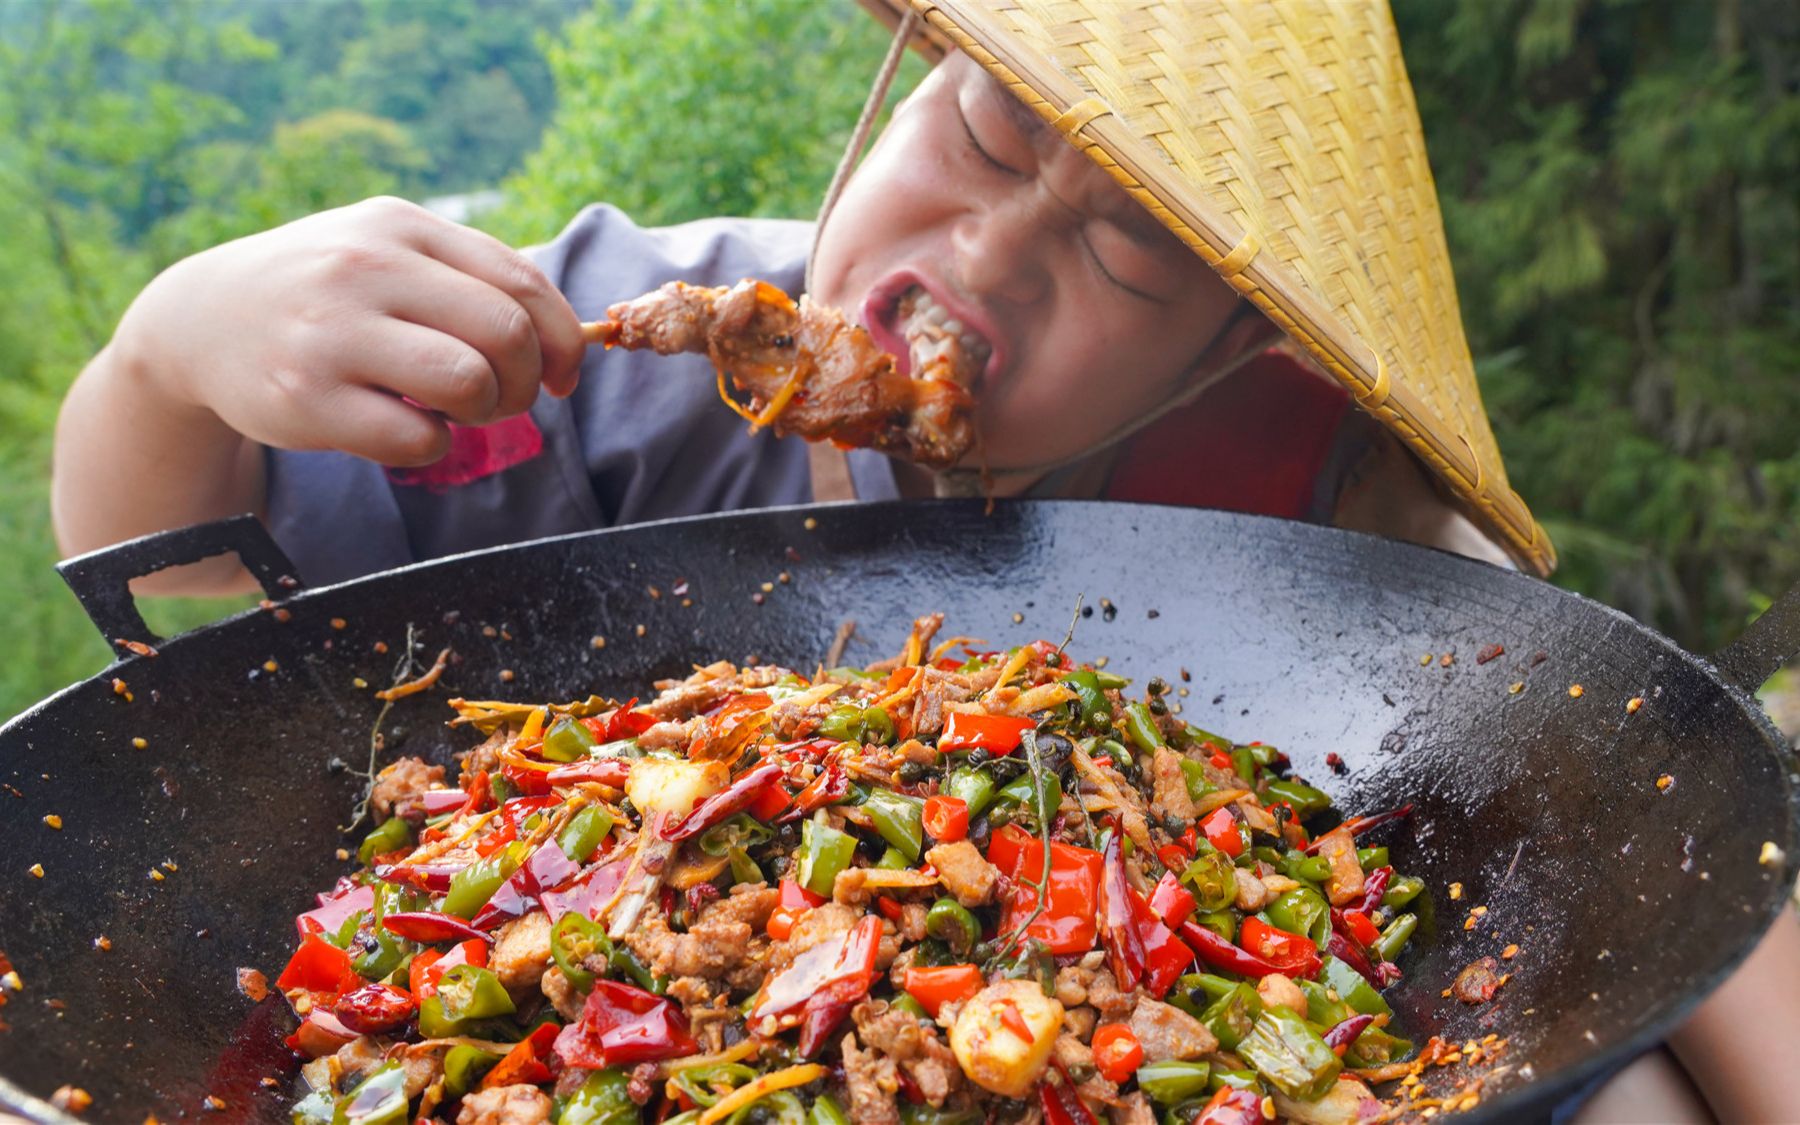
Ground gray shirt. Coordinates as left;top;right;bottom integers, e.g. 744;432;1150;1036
265;205;899;586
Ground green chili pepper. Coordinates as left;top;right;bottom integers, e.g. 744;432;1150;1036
1061;671;1112;729
552;912;608;992
443;1046;501;1098
558;805;614;863
995;771;1061;827
439;964;516;1021
670;1064;758;1109
1265;886;1331;949
542;716;600;763
1182;724;1230;750
728;846;763;885
1237;1007;1341;1101
351;923;411;983
1135;1060;1213;1106
358;817;414;865
1345;1026;1414;1069
809;1094;852;1125
1230;746;1256;783
1206;1068;1265;1095
943;766;997;817
899;1107;983;1125
1382;874;1425;910
1320;956;1392;1018
1247;743;1281;768
1298;978;1349;1029
333;1062;409;1125
1093;671;1129;690
608;944;665;995
1179;758;1213;804
698;813;773;858
1192;909;1237;942
888;994;929;1021
1264;779;1331;818
817;704;895;746
292;1089;334;1125
1181;849;1238;912
1374;913;1418;963
1095;737;1132;767
488;772;517;804
924;898;980;956
1201;983;1265;1052
1356;846;1389;870
875;846;908;871
863;789;925;863
557;1068;641;1124
1122;702;1165;754
443;841;527;919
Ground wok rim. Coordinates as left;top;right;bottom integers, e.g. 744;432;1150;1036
2;498;1795;1123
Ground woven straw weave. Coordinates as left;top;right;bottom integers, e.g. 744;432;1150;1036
863;0;1555;575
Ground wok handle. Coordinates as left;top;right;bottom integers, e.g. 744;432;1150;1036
55;513;304;649
1713;583;1800;692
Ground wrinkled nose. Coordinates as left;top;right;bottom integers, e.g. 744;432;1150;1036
952;195;1058;307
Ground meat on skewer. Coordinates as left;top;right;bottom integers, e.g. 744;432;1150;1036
583;279;979;469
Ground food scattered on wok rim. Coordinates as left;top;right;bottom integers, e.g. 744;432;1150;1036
274;614;1494;1125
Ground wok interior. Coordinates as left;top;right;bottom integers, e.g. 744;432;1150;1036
1;501;1792;1123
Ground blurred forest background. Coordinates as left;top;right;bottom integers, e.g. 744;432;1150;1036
0;0;1795;720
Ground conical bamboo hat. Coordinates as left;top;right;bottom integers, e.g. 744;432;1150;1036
863;0;1555;575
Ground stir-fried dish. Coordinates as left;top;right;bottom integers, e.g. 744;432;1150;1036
586;281;977;469
280;615;1430;1125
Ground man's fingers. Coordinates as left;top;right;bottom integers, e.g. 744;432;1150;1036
326;386;453;468
403;211;586;398
345;319;505;427
377;258;546;418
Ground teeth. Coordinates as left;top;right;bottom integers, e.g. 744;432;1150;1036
895;286;991;384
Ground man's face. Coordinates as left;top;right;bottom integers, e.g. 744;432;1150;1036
810;52;1252;475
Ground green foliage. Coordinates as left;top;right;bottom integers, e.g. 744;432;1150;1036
488;0;923;243
1395;0;1800;651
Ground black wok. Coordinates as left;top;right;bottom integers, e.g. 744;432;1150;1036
1;501;1795;1123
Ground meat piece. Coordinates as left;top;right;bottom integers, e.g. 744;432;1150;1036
370;757;445;826
1256;973;1307;1015
899;902;929;943
840;1031;902;1125
456;1084;552;1125
491;911;553;995
1085;969;1135;1021
1053;965;1092;1008
1452;956;1506;1004
594;280;977;469
400;1043;449;1098
627;1062;659;1106
640;665;736;720
1233;868;1271;912
1127;999;1218;1062
1150;747;1198;821
622;913;754;981
458;730;510;779
332;1037;388;1086
1272;1077;1384;1124
1110;1093;1158;1125
1063;1005;1097;1041
540;966;585;1022
924;841;999;907
1315;826;1366;907
698;882;780;930
1053;1032;1095;1076
635;721;690;751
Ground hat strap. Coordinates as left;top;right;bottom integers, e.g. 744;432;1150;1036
805;6;921;296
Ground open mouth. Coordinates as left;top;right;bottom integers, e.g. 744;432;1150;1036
888;285;992;388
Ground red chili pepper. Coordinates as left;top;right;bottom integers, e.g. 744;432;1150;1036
777;755;849;823
1098;834;1147;991
765;877;827;940
333;982;416;1035
922;795;970;843
409;940;487;1001
284;1008;357;1059
1091;1024;1145;1085
1179;824;1199;853
1177;919;1291;980
1240;917;1323;979
901;964;983;1018
1155;844;1190;872
553;980;697;1070
939;711;1036;756
791;917;885;1056
472;841;582;930
747;775;793;821
1200;807;1245;858
382;911;495;945
501;762;553;797
875;896;906;923
373;861;461;894
296;884;374;938
1303;804;1415;855
752;915;883;1028
663;763;785;842
1357;866;1394;915
483;1022;561;1089
1323;1012;1378;1057
275;933;361;997
1209;751;1233;771
997;998;1035;1044
581;699;656;744
1327;931;1401;988
1340;909;1381;948
1147;871;1198;930
458;770;493;816
545;759;632;788
421;789;469;817
1195;1086;1263;1125
1038;1065;1097;1125
987;824;1103;955
539;854;634;923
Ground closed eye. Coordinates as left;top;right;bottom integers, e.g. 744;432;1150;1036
960;109;1022;177
1083;233;1164;303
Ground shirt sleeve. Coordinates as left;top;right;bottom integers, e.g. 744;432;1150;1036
263;447;415;587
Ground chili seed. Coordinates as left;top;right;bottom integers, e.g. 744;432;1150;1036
499;669;515;683
1448;882;1463;900
93;936;111;951
803;517;818;531
374;641;389;653
42;815;61;830
1502;944;1519;960
636;624;648;636
1655;774;1673;791
1568;684;1584;698
261;660;279;674
28;863;44;878
330;618;347;630
1011;612;1023;624
591;636;607;649
1508;682;1525;694
1626;696;1643;714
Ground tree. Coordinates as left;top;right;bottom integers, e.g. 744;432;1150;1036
488;0;925;243
1393;0;1800;651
